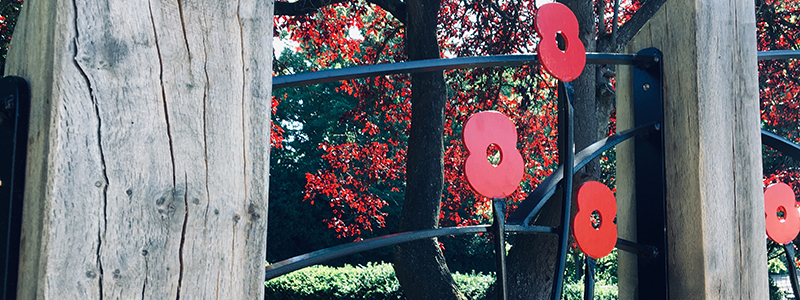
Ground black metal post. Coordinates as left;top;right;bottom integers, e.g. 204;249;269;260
584;257;596;300
0;76;29;300
552;81;574;300
784;244;800;299
492;198;508;300
632;47;668;299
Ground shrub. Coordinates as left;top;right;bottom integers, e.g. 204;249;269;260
265;263;403;300
265;262;618;300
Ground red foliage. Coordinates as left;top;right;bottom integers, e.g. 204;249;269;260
757;0;800;196
270;95;285;149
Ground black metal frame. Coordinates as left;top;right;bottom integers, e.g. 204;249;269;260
267;49;671;300
2;49;799;299
0;76;29;300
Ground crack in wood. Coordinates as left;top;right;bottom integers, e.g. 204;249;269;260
176;0;191;62
176;174;189;300
237;0;248;198
148;0;177;187
201;32;211;230
140;257;148;300
72;0;107;298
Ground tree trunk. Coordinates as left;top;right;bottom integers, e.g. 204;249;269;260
392;0;466;299
6;0;272;298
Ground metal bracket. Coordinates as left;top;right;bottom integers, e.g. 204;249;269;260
632;47;669;299
0;76;29;300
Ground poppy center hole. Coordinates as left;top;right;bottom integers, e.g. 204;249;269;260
486;144;502;167
556;32;567;51
591;210;601;229
778;206;787;221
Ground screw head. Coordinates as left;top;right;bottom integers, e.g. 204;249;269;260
643;83;651;91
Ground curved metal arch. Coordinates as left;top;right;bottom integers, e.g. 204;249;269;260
272;50;799;89
506;122;660;225
273;53;656;89
265;224;557;280
762;129;800;160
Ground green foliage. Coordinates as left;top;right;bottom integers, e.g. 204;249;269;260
265;262;618;300
440;234;496;273
562;282;618;300
264;262;495;300
264;262;620;300
769;277;785;300
768;258;788;274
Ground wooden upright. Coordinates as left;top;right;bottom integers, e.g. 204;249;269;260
617;0;767;298
5;0;273;298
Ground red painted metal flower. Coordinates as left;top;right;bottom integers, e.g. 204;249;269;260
536;3;586;82
764;182;800;244
573;181;617;259
462;111;524;198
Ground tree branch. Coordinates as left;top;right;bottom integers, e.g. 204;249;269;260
274;0;407;24
365;0;407;24
597;0;667;52
275;0;350;16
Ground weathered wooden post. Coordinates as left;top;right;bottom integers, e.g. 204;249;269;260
4;0;273;298
617;0;767;298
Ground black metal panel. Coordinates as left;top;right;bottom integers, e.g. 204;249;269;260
0;76;29;300
273;53;657;89
632;47;669;299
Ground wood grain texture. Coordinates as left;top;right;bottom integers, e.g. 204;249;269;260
5;0;272;298
621;0;766;298
615;63;637;300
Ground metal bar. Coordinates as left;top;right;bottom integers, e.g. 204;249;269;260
551;81;574;300
506;123;659;226
785;244;800;300
615;238;658;258
584;257;596;300
265;222;568;281
761;130;800;160
273;53;655;89
265;225;491;280
492;198;508;300
0;76;29;300
632;47;669;299
758;50;800;60
504;225;558;234
273;50;798;89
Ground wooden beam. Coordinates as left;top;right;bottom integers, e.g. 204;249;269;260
4;0;272;298
617;0;767;298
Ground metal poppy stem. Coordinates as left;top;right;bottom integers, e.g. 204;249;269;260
584;256;596;300
784;243;800;299
492;198;508;300
552;80;575;300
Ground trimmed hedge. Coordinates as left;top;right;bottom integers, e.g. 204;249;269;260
265;262;617;300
